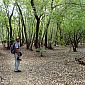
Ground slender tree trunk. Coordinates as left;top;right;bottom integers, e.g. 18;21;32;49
35;18;40;48
45;19;50;48
29;33;35;51
16;2;28;49
3;2;15;47
31;0;42;48
44;0;54;48
57;22;62;44
18;17;22;46
45;30;48;48
4;18;10;49
41;28;46;46
6;24;10;49
8;5;15;46
73;29;77;52
22;26;24;45
54;30;58;46
48;28;53;49
9;17;13;45
23;18;29;49
1;24;4;41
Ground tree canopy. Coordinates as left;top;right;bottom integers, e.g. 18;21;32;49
0;0;85;51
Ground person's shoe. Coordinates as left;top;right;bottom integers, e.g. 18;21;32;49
17;58;22;61
14;70;21;72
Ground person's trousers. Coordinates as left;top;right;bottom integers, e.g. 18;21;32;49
14;53;20;71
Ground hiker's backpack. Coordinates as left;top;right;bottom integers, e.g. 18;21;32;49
10;43;15;54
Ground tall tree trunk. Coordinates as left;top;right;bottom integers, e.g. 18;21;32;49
41;32;45;47
16;2;28;49
9;17;13;45
8;5;15;46
1;24;4;42
31;0;42;48
23;19;29;49
44;0;54;48
48;28;53;49
18;16;22;46
5;23;10;49
29;33;35;51
57;22;62;44
45;19;50;48
45;30;48;48
54;30;58;46
22;26;24;45
3;2;15;47
4;18;10;49
35;18;40;48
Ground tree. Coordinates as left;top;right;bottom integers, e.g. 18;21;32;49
31;0;43;48
15;2;29;49
0;0;85;51
62;4;85;52
3;0;15;49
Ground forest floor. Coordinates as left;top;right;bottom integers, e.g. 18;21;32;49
0;44;85;85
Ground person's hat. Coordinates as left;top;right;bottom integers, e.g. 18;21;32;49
16;37;19;40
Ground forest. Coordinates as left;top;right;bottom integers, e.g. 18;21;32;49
1;0;85;85
0;0;85;52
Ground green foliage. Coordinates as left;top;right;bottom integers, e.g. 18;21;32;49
0;0;85;50
36;47;46;57
62;3;85;46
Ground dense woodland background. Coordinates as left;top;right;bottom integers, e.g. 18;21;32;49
0;0;85;52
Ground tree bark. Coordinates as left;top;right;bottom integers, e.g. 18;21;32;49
5;21;10;49
8;5;15;46
31;0;41;48
16;2;28;49
3;2;15;46
73;29;77;52
45;18;50;48
35;18;40;48
9;17;13;45
44;0;54;48
73;43;77;52
29;33;35;51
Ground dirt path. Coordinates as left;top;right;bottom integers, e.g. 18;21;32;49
0;45;85;85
